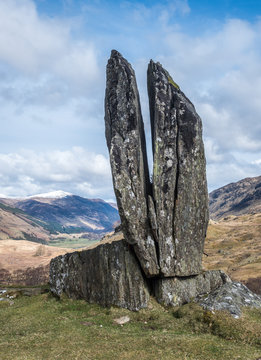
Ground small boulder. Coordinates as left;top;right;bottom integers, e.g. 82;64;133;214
113;316;130;325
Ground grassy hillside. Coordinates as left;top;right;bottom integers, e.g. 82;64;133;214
0;292;260;360
0;294;261;360
0;213;261;359
203;213;261;293
0;204;50;243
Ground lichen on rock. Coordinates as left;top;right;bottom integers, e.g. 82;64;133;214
154;270;231;307
50;239;150;311
105;50;159;277
197;281;261;318
147;60;209;277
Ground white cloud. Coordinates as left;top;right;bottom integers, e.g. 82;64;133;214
0;0;100;87
0;148;113;199
147;18;261;190
0;1;260;198
0;0;105;155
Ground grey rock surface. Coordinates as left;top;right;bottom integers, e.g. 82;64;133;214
105;50;159;277
197;281;261;318
154;270;231;306
147;61;209;277
50;239;150;311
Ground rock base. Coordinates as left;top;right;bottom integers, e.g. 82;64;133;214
50;239;245;313
50;240;150;311
154;270;231;307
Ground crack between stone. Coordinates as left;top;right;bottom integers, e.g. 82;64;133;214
172;93;179;272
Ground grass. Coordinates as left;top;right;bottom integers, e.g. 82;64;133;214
204;214;261;285
48;238;99;249
0;292;261;360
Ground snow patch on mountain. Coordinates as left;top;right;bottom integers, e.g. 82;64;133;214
29;190;72;199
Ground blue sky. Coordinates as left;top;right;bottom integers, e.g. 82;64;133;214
0;0;260;200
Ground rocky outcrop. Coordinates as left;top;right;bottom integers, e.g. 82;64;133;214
197;281;261;318
51;51;259;317
147;61;209;277
105;51;208;278
104;50;159;277
50;239;150;311
209;175;261;220
154;270;231;307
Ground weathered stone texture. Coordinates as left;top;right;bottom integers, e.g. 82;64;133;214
154;270;231;307
105;50;159;277
147;61;209;277
50;239;150;311
198;281;261;318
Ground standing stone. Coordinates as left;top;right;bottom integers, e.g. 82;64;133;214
50;239;150;311
148;61;209;277
105;50;159;277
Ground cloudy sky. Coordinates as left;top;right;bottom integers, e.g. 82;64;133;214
0;0;261;200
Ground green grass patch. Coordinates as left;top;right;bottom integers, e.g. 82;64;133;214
48;237;99;249
0;294;261;359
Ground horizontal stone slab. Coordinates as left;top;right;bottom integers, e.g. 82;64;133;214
50;239;150;311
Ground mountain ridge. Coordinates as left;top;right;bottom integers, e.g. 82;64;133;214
209;175;261;220
0;193;119;241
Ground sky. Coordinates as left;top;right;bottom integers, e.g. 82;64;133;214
0;0;261;201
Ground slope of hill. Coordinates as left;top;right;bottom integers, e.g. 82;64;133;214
209;175;261;220
0;202;50;243
0;239;71;285
203;213;261;294
0;192;120;234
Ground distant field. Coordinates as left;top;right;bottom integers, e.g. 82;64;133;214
48;237;99;249
0;240;70;286
0;292;261;360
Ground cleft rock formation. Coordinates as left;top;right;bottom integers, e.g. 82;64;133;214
50;51;260;317
105;51;208;278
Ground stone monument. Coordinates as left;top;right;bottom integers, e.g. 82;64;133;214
50;50;261;316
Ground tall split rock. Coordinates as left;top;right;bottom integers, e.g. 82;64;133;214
104;50;159;277
147;61;209;277
50;51;260;315
105;51;208;278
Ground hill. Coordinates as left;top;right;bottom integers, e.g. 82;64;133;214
209;175;261;220
203;213;261;294
0;191;120;235
0;202;49;243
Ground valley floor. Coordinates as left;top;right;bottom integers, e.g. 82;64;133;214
0;240;71;285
